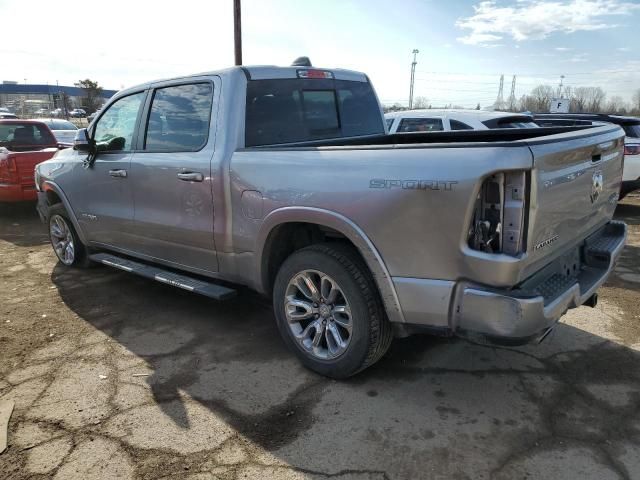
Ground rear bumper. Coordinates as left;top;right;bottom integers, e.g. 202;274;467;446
0;183;37;202
454;221;626;344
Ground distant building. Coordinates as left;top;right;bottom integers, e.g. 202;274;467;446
0;82;117;115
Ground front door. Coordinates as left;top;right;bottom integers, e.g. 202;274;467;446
72;91;146;251
129;79;219;273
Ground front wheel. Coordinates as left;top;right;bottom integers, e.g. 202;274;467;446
273;243;393;378
47;204;91;268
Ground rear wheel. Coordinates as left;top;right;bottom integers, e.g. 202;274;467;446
47;204;91;268
273;243;392;378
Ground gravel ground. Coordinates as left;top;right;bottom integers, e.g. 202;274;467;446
0;196;639;480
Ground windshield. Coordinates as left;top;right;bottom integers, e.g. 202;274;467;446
51;120;78;130
0;122;57;150
623;124;640;138
246;78;384;146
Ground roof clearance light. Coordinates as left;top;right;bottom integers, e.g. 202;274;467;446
297;69;334;79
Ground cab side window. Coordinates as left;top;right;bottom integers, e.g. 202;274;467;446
93;92;145;152
144;83;213;152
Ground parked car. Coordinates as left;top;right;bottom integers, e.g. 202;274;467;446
69;108;86;118
35;63;626;378
0;112;18;119
86;110;100;124
34;108;49;116
385;109;539;133
534;114;640;199
37;119;78;145
0;120;59;202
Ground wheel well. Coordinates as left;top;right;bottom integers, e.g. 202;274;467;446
45;190;62;206
262;222;366;294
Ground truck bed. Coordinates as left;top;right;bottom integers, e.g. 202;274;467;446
249;125;596;149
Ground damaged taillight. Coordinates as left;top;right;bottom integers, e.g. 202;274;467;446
0;148;17;183
468;171;528;255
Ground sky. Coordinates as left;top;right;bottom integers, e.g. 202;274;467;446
1;0;639;108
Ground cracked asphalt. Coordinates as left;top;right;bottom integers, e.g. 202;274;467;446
1;196;639;480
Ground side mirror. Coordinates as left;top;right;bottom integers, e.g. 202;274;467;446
73;128;92;152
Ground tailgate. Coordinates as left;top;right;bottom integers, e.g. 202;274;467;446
525;125;624;274
10;148;58;186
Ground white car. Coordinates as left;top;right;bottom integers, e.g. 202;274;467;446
385;109;538;133
37;118;78;144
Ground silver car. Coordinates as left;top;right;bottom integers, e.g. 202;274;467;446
37;119;78;145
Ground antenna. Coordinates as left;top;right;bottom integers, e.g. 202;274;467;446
494;74;505;110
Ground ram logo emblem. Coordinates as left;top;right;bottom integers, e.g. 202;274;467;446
591;171;603;203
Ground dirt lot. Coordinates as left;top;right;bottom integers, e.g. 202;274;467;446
1;196;639;480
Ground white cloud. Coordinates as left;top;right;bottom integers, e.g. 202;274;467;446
569;53;589;62
617;47;631;52
457;0;640;46
555;47;573;51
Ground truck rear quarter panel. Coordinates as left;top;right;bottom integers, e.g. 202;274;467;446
229;144;534;285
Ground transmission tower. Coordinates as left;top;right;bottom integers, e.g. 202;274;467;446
506;75;516;111
494;74;505;110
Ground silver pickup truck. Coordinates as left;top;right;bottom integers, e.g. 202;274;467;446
35;63;627;378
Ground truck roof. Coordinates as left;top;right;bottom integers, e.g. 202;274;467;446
116;65;370;99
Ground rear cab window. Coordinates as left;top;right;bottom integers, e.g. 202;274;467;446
0;122;57;151
397;118;444;133
623;124;640;138
450;119;473;131
245;77;384;146
482;116;538;129
144;82;214;152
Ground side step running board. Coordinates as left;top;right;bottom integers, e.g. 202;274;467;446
89;253;236;300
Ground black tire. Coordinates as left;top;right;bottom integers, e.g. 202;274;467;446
47;203;92;268
273;243;393;378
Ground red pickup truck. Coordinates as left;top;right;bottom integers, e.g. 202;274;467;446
0;120;61;202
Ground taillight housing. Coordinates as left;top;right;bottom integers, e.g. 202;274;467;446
0;149;18;183
624;144;640;156
468;171;528;256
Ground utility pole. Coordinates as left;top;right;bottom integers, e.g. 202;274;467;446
408;49;419;110
234;0;242;66
558;75;565;98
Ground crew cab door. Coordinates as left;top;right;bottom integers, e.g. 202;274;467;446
72;91;146;250
129;78;219;273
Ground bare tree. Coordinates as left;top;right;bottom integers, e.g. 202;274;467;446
571;87;606;113
632;89;640;114
605;96;627;114
525;85;555;112
412;96;429;109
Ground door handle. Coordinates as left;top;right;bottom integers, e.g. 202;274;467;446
177;172;204;182
109;169;127;178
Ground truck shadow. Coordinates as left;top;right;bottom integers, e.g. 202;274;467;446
51;262;640;477
0;202;49;247
615;198;640;225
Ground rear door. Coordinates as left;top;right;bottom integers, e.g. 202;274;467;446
525;125;624;272
128;78;219;273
